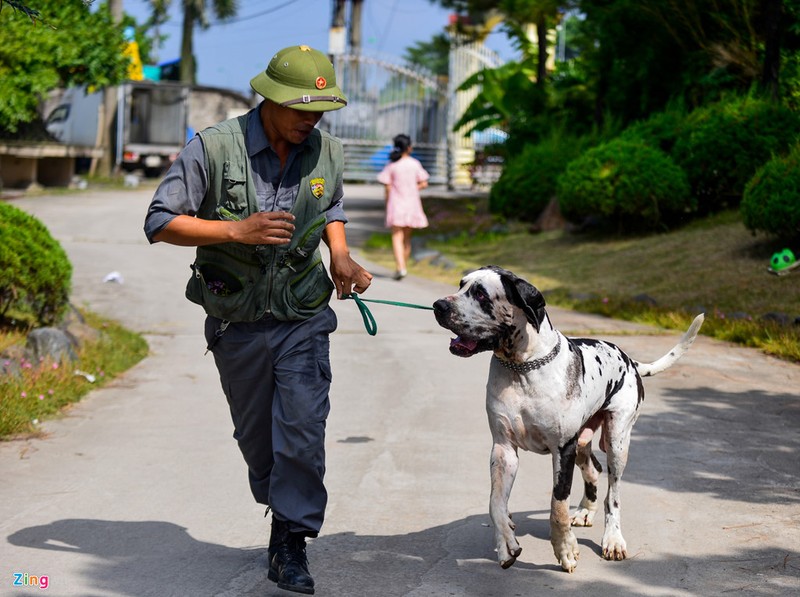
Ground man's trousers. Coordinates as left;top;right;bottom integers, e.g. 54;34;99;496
205;306;338;535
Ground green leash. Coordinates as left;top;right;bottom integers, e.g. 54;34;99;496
344;293;434;336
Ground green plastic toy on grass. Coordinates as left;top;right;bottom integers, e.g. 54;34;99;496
768;248;799;275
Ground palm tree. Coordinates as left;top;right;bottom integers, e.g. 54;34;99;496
142;0;237;84
179;0;238;84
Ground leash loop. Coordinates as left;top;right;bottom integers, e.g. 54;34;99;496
344;294;434;336
347;293;378;336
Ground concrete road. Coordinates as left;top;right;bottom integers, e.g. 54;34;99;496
1;185;799;596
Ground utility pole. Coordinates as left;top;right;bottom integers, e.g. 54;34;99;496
329;0;347;57
349;0;363;55
92;0;123;177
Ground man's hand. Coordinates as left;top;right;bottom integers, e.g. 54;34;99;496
323;221;373;298
232;211;295;245
329;252;373;299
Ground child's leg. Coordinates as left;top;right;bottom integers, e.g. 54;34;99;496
403;228;412;264
391;226;407;274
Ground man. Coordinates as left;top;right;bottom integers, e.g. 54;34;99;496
144;45;372;595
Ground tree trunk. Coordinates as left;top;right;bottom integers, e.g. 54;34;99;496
761;0;782;100
180;3;197;85
91;0;123;177
536;15;548;87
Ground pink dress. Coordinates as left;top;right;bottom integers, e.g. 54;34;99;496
377;156;430;228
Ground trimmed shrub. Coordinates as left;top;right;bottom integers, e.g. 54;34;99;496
489;134;591;222
619;103;689;154
556;138;693;233
741;147;800;240
672;95;800;213
0;202;72;326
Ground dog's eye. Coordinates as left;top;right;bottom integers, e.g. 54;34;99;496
474;289;488;302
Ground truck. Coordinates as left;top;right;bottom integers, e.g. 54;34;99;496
45;80;189;177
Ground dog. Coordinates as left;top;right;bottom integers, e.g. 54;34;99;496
432;265;704;573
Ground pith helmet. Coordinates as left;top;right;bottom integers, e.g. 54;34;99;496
250;45;348;112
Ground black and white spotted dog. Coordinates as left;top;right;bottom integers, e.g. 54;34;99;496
433;265;704;573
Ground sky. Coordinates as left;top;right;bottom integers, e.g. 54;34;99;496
122;0;516;95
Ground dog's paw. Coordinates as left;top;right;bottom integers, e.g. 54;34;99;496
553;532;580;573
570;507;596;527
499;547;521;569
556;548;579;573
496;536;522;569
601;531;628;561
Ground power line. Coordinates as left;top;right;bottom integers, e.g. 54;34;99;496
209;0;301;26
144;0;303;28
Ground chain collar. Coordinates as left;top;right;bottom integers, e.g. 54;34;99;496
495;341;561;373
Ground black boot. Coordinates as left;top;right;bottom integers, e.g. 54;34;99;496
268;516;315;595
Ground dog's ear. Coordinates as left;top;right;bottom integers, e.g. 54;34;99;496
500;271;547;331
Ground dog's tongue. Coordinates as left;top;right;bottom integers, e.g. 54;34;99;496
450;336;478;353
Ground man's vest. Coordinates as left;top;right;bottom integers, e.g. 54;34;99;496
184;114;341;322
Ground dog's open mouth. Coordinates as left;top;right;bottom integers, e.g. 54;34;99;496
449;335;479;357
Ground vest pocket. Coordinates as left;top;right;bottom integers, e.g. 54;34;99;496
220;161;248;217
285;256;335;315
274;214;334;319
185;253;262;321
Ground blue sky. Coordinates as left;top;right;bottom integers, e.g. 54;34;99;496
123;0;516;95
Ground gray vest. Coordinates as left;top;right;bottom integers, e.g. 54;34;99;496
185;114;341;322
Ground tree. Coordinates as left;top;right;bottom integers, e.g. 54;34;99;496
177;0;238;84
0;0;129;136
615;0;800;106
404;33;451;77
501;0;564;87
138;1;237;84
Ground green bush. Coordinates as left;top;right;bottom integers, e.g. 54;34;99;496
619;103;689;154
489;134;591;222
0;202;72;326
556;138;693;233
741;147;800;240
672;95;800;213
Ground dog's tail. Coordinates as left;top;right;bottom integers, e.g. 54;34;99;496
635;314;705;377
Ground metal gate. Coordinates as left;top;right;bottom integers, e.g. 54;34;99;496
322;54;449;184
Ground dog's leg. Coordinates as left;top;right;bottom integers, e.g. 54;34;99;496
570;440;602;527
550;436;580;572
601;416;634;561
489;442;522;568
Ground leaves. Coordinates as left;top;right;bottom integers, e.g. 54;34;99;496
0;0;129;134
0;1;41;23
0;202;72;326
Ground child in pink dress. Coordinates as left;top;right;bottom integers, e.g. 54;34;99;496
377;134;430;280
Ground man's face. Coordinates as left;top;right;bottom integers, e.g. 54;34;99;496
262;101;324;146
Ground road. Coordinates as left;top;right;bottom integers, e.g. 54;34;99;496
1;184;799;596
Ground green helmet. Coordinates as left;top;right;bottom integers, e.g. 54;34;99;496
250;45;347;112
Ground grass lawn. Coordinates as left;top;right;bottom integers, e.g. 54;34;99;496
362;194;800;362
0;311;148;439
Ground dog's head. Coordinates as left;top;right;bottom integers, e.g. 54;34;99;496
432;265;547;357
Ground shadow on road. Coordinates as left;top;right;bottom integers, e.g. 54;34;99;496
8;513;798;596
629;385;800;504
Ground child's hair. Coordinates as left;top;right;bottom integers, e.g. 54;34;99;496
389;134;412;162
